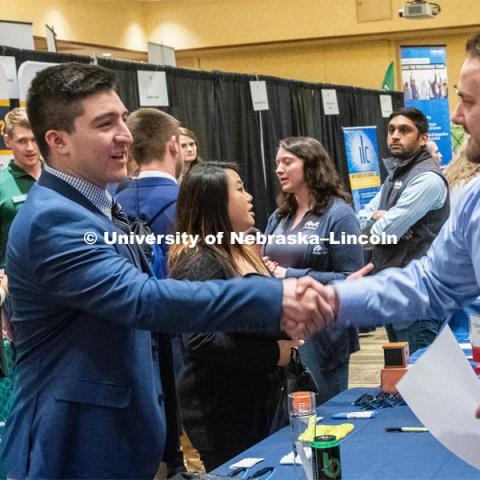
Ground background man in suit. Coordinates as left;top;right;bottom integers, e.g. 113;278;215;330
115;108;181;279
0;62;333;479
357;107;449;353
115;108;187;476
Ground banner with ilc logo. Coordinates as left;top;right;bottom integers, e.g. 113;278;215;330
343;126;381;212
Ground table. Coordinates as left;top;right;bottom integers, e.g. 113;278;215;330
212;387;480;479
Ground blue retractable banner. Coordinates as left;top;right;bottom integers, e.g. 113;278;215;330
400;45;452;165
343;126;381;212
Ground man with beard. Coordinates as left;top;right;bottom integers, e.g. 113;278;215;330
358;107;449;353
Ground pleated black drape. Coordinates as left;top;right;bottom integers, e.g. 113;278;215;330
213;72;274;227
3;45;403;229
167;68;219;162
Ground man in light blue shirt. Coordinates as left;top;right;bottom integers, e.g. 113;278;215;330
321;32;480;417
358;107;449;352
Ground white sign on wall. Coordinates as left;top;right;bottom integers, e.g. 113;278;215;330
321;89;339;115
379;94;393;118
249;81;269;111
0;21;34;50
137;70;169;107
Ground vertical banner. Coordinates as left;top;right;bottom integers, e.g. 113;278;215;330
343;126;381;212
0;100;12;169
401;45;452;165
0;59;14;169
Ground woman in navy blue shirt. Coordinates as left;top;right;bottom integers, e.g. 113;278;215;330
264;136;365;404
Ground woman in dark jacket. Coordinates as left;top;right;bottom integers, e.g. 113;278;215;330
264;136;364;405
169;162;299;471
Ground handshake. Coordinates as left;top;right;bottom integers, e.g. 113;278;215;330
280;264;373;340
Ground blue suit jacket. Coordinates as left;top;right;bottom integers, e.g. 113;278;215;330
115;176;179;279
1;171;283;479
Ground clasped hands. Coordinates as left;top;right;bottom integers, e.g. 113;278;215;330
279;263;374;340
280;277;337;340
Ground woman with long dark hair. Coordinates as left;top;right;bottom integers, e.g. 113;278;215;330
264;136;364;404
169;162;299;470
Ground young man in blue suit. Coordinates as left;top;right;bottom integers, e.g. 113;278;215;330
114;108;187;476
0;63;333;479
115;108;182;279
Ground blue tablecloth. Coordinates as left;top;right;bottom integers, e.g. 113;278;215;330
212;387;480;479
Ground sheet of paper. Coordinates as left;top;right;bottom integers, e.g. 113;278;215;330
249;80;269;111
137;70;169;107
379;94;393;117
397;326;480;469
229;457;263;469
321;89;339;115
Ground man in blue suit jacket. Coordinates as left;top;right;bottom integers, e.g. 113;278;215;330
115;107;187;475
115;108;181;280
0;63;333;479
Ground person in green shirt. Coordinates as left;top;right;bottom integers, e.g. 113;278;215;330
0;107;42;268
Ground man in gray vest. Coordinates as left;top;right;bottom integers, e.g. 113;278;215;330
358;107;449;353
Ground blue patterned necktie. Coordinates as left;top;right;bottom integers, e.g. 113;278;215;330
111;199;131;234
111;199;150;271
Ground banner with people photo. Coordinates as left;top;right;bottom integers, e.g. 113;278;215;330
343;126;381;212
400;45;452;166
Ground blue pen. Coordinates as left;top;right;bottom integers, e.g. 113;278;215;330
331;410;378;419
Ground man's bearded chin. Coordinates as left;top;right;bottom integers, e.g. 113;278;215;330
466;139;480;164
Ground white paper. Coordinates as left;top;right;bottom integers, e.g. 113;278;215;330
229;457;263;469
137;70;169;107
280;448;312;465
397;326;480;469
379;94;393;118
249;80;269;111
321;89;339;115
0;56;19;99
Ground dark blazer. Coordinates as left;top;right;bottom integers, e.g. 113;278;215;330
115;175;179;279
171;251;281;467
0;171;283;479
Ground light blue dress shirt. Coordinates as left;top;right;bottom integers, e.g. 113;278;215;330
358;171;447;238
336;176;480;326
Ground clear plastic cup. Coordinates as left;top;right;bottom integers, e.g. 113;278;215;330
288;391;316;480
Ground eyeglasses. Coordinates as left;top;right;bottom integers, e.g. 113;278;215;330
353;390;406;409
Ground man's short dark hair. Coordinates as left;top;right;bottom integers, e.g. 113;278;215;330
388;107;429;135
466;31;480;59
126;108;180;165
26;62;118;162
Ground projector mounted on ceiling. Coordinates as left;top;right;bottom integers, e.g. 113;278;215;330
398;1;441;19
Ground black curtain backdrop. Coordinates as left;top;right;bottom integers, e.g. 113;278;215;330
2;45;403;229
